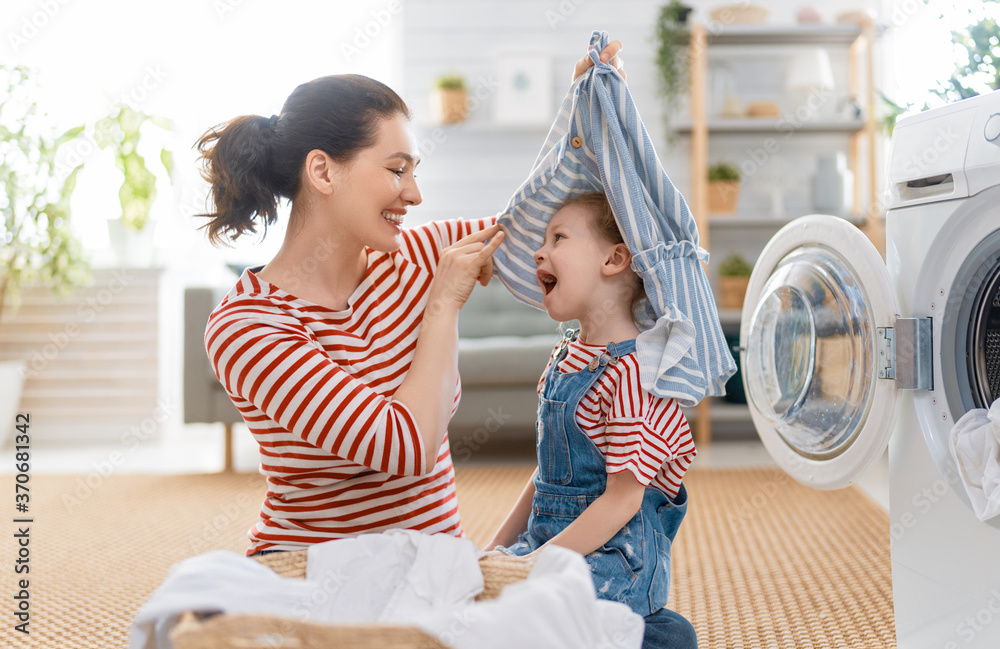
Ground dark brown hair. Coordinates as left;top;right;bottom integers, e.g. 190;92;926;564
195;74;411;246
562;192;645;310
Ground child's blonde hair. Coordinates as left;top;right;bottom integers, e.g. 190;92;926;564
561;192;645;313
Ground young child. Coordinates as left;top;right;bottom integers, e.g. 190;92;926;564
487;192;697;645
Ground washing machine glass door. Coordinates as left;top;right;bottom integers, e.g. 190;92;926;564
741;214;901;490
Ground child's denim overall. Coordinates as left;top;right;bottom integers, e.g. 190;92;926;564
503;331;688;619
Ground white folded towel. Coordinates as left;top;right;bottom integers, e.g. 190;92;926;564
950;398;1000;521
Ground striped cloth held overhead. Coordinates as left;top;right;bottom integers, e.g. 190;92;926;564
492;30;736;407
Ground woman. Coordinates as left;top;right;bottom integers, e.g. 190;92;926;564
196;42;624;556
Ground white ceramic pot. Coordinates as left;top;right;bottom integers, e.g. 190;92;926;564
106;219;156;267
0;360;27;448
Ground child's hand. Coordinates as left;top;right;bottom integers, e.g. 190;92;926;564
572;39;626;82
480;549;507;558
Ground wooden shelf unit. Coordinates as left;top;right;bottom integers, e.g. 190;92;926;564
685;20;880;448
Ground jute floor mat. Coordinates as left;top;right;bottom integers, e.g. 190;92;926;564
0;465;895;648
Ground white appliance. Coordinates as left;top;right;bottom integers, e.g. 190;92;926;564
740;89;1000;648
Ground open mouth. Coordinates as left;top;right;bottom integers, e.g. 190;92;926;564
537;270;557;295
382;211;404;227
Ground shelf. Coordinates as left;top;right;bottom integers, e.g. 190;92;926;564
676;24;863;46
674;118;866;135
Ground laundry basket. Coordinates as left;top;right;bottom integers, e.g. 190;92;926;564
170;551;533;649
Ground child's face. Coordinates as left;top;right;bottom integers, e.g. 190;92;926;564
533;204;614;322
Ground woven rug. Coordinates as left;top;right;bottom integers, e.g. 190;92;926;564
0;465;895;648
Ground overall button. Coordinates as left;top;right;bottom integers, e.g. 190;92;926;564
571;136;583;148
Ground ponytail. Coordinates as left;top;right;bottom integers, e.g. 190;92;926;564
195;115;281;246
195;74;411;247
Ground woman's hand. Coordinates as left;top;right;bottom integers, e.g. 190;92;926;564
572;39;626;82
428;224;504;312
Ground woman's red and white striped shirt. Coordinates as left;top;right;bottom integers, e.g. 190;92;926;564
205;218;494;555
539;338;696;498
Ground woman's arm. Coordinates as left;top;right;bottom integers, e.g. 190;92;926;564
207;226;503;477
486;469;538;549
536;470;645;557
391;225;504;470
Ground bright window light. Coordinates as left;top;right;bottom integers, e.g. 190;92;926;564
3;0;402;269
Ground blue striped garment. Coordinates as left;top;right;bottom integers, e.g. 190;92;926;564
492;30;736;407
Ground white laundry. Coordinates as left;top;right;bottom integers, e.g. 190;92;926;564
416;545;644;649
950;398;1000;521
303;528;483;623
128;549;321;649
129;529;642;649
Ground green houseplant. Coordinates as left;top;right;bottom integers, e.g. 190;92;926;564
0;65;90;445
95;105;173;264
717;253;753;310
654;0;693;140
432;73;468;124
708;161;741;214
0;65;90;323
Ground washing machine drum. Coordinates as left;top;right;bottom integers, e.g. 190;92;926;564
943;228;1000;415
968;256;1000;408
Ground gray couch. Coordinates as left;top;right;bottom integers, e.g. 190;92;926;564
450;279;564;457
183;278;561;468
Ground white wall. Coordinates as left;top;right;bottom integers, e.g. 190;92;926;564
400;0;885;234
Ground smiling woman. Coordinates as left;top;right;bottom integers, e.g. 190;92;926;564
194;73;504;555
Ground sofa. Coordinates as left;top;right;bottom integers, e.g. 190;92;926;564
183;278;562;468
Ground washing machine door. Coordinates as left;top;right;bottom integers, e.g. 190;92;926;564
740;214;901;489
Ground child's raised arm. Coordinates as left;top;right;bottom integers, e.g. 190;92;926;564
486;469;538;550
537;471;646;558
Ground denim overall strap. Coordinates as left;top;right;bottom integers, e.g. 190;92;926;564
533;331;636;488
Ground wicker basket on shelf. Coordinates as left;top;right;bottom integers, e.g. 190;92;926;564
170;551;534;649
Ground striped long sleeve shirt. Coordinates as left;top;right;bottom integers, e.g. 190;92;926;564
205;217;494;554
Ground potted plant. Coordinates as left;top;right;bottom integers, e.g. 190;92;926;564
431;74;468;124
708;161;741;214
654;0;693;140
717;253;753;310
94;105;173;265
0;65;90;446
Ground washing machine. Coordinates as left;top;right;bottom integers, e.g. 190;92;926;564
740;88;1000;648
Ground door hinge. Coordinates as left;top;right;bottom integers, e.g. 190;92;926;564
877;318;933;390
877;327;895;379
